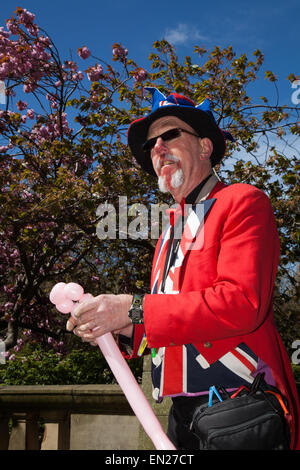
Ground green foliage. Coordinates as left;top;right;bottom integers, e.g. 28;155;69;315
292;365;300;383
0;347;143;385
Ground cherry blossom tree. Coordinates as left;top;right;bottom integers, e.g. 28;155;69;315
0;8;152;356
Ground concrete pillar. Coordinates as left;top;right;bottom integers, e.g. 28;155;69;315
8;416;26;450
41;423;59;450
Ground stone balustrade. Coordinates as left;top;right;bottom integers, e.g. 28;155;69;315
0;384;140;449
0;356;171;450
0;356;298;450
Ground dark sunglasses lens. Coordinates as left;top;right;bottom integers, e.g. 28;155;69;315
162;128;181;141
143;128;180;152
142;137;156;152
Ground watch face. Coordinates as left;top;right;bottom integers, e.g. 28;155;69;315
129;295;144;324
131;308;142;323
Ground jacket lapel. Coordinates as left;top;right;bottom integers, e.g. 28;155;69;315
165;198;216;293
151;225;172;294
151;175;220;295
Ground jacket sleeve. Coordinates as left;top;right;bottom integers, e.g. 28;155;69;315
143;186;280;349
117;323;149;359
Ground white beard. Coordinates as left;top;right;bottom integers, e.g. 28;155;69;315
158;168;184;193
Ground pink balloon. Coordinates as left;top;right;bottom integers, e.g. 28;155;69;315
64;282;84;301
49;282;67;305
55;299;74;314
49;280;176;450
97;334;176;450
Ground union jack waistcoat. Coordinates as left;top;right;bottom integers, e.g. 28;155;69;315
150;199;267;402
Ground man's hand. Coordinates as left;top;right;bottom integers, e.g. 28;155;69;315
66;294;133;344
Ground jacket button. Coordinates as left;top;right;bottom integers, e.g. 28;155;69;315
204;341;212;348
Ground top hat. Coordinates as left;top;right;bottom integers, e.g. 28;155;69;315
127;87;234;176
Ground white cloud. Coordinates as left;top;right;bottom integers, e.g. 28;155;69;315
164;23;208;45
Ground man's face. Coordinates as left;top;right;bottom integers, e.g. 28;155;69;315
147;116;212;202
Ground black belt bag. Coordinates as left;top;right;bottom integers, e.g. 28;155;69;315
190;374;290;450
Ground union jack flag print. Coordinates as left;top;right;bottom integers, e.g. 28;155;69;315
150;200;262;401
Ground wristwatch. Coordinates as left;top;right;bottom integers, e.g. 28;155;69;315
128;294;144;324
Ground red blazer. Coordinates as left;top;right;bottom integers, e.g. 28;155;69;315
142;181;300;449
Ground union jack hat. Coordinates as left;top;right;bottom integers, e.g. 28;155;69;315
127;87;234;176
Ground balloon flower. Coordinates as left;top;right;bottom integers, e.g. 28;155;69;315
49;282;176;450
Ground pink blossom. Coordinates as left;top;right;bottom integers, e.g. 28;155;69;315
86;63;103;82
37;125;50;140
27;109;35;119
112;43;128;60
10;249;19;259
133;67;148;83
6;20;19;35
72;71;84;81
38;35;50;46
78;46;90;60
23;82;38;93
31;70;44;81
0;63;10;80
63;60;78;72
17;100;28;111
0;26;10;39
0;20;51;86
17;8;36;26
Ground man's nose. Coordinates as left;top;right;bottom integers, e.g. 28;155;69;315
153;136;167;154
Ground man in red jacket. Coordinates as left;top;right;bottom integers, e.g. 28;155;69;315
67;88;300;450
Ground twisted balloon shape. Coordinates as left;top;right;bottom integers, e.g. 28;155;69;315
49;282;176;450
49;282;93;314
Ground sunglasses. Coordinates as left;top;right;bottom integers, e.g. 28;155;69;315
142;127;200;153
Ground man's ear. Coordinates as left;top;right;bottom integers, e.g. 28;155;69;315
199;137;213;160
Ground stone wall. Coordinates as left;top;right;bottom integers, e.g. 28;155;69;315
1;365;299;450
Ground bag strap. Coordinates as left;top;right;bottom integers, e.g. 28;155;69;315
249;372;265;394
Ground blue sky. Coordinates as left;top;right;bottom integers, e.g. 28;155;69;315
1;0;300;168
1;0;299;105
